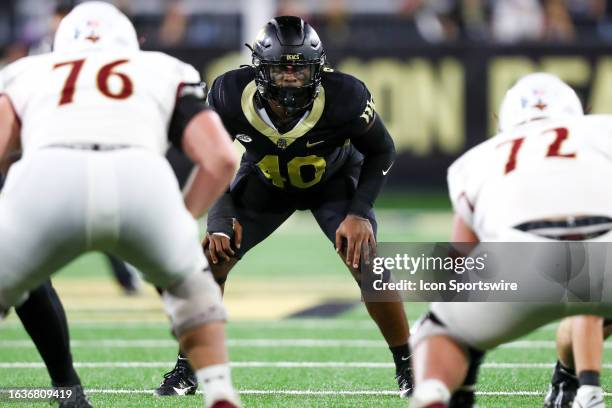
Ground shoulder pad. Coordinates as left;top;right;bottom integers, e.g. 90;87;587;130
321;70;372;125
208;66;255;118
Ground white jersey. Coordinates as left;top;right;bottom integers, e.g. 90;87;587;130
448;115;612;240
0;50;200;154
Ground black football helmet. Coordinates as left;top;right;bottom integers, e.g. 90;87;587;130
250;16;326;113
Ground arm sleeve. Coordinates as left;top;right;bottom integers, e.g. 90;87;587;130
348;114;396;217
206;191;238;237
167;81;210;151
167;62;211;150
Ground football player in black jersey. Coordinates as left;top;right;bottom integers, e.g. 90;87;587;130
155;16;413;398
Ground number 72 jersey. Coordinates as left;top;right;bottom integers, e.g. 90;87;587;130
0;50;200;154
447;115;612;240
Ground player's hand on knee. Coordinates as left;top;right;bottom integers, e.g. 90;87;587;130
335;214;376;269
203;219;242;264
203;232;234;264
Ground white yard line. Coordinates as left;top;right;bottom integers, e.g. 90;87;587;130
0;320;381;330
0;361;610;369
0;338;608;349
10;389;606;397
0;319;561;331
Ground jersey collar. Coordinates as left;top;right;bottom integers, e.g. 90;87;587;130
240;80;325;148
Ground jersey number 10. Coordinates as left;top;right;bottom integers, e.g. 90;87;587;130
53;59;133;105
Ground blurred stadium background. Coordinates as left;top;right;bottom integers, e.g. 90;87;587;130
2;0;612;407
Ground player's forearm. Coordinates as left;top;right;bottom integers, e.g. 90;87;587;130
206;192;237;237
184;166;234;219
181;110;238;219
451;214;479;243
349;149;395;217
349;117;396;217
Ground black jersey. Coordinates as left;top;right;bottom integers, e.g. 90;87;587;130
208;66;376;191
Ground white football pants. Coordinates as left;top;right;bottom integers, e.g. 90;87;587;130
0;147;215;309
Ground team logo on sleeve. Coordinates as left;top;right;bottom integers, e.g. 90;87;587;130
236;134;252;143
360;96;375;124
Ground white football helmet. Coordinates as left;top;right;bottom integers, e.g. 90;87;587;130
53;1;139;53
498;73;583;132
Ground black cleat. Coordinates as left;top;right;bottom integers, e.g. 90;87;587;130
449;388;475;408
53;385;93;408
543;361;578;408
154;356;198;396
395;363;413;398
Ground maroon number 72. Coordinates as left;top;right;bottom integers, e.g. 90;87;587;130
498;127;575;174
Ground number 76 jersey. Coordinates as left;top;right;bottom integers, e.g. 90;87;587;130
448;115;612;241
0;50;200;154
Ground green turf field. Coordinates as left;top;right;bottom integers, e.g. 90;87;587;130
1;207;610;407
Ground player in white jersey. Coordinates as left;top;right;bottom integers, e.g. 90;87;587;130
409;73;612;408
0;3;240;408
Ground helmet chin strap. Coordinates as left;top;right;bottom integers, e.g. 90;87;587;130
266;98;304;120
258;88;311;120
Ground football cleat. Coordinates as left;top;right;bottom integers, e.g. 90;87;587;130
572;385;604;408
448;388;475;408
54;385;93;408
544;361;578;408
396;363;414;398
154;356;198;396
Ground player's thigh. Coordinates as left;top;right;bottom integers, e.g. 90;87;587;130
423;302;566;351
229;172;296;257
111;151;205;289
310;176;378;244
232;205;295;258
0;150;87;306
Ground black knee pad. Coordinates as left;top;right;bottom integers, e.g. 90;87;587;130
449;347;485;408
464;347;485;387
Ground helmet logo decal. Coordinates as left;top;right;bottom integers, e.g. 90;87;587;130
85;33;100;43
533;99;547;111
284;54;301;61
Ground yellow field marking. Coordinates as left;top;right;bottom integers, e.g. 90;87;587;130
46;278;359;321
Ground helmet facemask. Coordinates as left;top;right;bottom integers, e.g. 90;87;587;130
253;54;324;114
